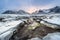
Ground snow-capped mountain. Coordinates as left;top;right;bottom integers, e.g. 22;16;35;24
17;10;29;14
32;6;60;14
48;6;60;13
2;6;60;15
2;10;17;14
32;10;47;14
2;10;29;14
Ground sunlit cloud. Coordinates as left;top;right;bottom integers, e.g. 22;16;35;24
26;7;38;13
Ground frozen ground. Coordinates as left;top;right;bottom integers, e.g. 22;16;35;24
0;14;60;40
0;14;23;40
0;20;22;35
43;32;60;40
43;14;60;25
0;14;60;34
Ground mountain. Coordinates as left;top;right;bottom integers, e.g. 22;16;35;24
2;10;17;14
2;6;60;14
32;10;47;14
17;10;29;14
32;6;60;14
49;6;60;13
2;10;30;14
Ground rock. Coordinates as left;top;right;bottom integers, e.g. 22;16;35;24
28;21;40;30
43;32;60;40
28;37;42;40
0;18;4;21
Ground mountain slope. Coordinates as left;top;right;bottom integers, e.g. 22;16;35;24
2;10;30;14
32;10;47;14
17;10;29;14
2;10;17;14
49;6;60;13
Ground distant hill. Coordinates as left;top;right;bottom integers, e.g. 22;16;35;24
2;10;30;14
2;10;17;14
17;10;29;14
32;10;46;14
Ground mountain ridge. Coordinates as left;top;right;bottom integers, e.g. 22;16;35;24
2;6;60;14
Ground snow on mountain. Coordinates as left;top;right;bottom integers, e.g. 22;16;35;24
32;10;47;14
2;10;17;14
32;6;60;14
2;10;30;15
17;10;29;14
48;6;60;13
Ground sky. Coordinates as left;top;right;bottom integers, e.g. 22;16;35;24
0;0;60;13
